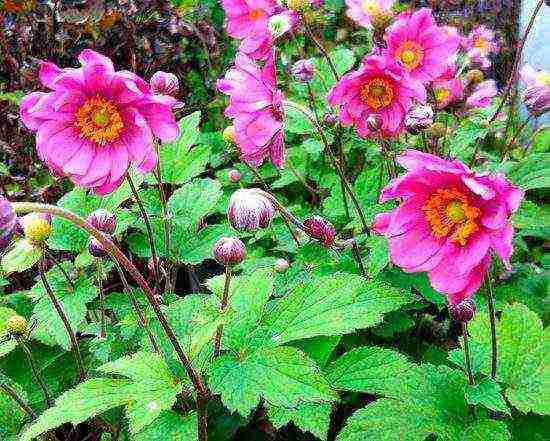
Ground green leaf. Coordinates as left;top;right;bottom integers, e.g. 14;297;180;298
507;153;550;190
450;303;549;415
132;410;197;441
0;307;17;358
513;201;550;239
208;346;336;417
449;119;488;161
363;235;389;277
466;378;510;415
0;372;28;437
268;402;331;441
1;240;42;274
292;336;340;368
261;273;412;345
326;346;416;396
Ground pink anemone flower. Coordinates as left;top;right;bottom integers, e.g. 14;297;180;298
462;25;499;58
384;8;460;84
466;79;498;109
328;53;426;138
217;50;285;168
431;61;464;109
520;65;550;116
345;0;395;28
19;50;180;195
373;150;524;306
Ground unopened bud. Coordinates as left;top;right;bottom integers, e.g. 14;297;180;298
87;209;116;235
6;315;28;337
450;299;476;323
404;105;434;134
291;59;315;83
425;122;447;138
0;196;17;250
150;71;179;96
213;236;246;266
228;169;242;183
88;237;108;258
268;11;296;38
222;126;236;143
366;114;382;132
323;113;337;126
335;28;348;43
303;215;336;247
22;212;51;244
465;69;484;85
274;258;289;272
228;189;275;232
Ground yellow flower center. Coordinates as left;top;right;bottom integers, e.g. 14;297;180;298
249;8;266;20
75;96;124;145
423;188;480;246
362;0;382;16
359;77;394;110
396;41;424;70
535;71;550;86
434;87;451;104
473;36;488;50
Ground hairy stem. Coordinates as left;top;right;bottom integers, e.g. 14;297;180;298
12;202;209;398
462;323;475;386
503;116;532;160
485;276;498;380
0;380;38;419
95;259;107;339
39;256;86;381
17;337;53;408
304;23;339;81
213;266;232;357
44;248;74;291
127;174;161;291
197;394;208;441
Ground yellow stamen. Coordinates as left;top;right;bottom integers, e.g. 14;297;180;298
434;87;451;104
249;8;266;20
75;96;124;145
395;40;424;71
359;77;395;110
362;0;382;16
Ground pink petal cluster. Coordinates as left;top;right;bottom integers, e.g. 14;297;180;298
218;51;285;168
328;54;426;138
384;8;460;83
345;0;395;28
520;65;550;116
373;150;523;305
462;25;499;70
431;61;464;109
20;50;180;195
466;79;498;109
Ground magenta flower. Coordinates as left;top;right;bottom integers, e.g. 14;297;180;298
20;50;180;195
150;71;179;96
218;51;285;168
466;80;498;109
520;65;550;116
431;61;464;109
373;150;524;306
345;0;395;28
384;8;460;84
328;53;426;138
462;25;498;62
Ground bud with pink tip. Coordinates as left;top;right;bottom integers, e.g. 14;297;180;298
150;71;179;96
87;209;117;235
291;59;315;83
404;105;434;134
228;169;242;183
227;189;275;232
213;237;246;266
449;299;476;323
274;258;289;273
88;237;108;258
303;215;336;247
0;196;17;250
323;113;337;126
366;114;382;132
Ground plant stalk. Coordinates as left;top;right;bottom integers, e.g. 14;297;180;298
43;248;74;291
197;394;208;441
485;276;498;380
213;266;232;357
17;337;53;408
39;256;86;381
462;323;475;386
0;380;38;419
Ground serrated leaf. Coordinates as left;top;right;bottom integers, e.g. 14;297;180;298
512;200;550;239
268;402;331;441
0;374;28;437
208;346;336;417
261;273;412;345
466;378;510;415
1;239;42;274
132;410;197;441
507;153;550;190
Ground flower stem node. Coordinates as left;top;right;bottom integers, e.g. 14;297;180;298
450;299;476;323
86;209;117;235
274;258;290;273
21;212;52;245
213;237;246;267
6;315;28;337
303;215;337;247
227;189;275;232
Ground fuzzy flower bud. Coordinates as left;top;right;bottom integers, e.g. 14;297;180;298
323;113;337;126
274;258;289;273
222;125;236;143
228;169;242;183
303;215;336;247
425;122;447;139
88;237;108;258
213;236;246;266
21;212;51;244
404;105;434;134
449;299;476;323
291;59;315;83
6;314;28;337
268;11;296;39
86;209;117;235
150;71;179;96
465;69;484;85
228;189;275;232
366;114;382;132
0;196;17;250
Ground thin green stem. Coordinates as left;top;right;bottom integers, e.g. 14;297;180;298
462;323;475;386
39;256;86;381
12;202;208;398
304;23;339;81
0;380;38;419
96;259;106;339
213;266;232;357
127;174;161;291
44;248;74;290
485;276;498;380
503;116;531;160
17;337;53;408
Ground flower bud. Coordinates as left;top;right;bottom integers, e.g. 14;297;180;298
366;114;382;132
425;122;447;139
222;125;236;143
274;258;289;273
213;236;246;266
323;113;337;126
523;86;550;117
0;196;17;250
21;212;51;244
6;314;28;337
450;299;476;323
291;59;315;83
197;217;207;231
228;169;242;183
150;71;179;96
88;237;108;258
268;11;296;38
404;105;434;134
86;209;116;235
303;215;336;247
465;69;484;85
227;189;275;232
